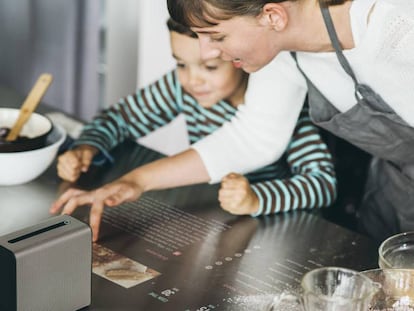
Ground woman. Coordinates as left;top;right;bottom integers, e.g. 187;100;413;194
165;0;414;241
51;17;336;242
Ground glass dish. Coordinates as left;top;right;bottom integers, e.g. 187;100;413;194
360;268;414;311
379;231;414;269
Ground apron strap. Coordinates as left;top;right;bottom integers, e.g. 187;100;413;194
290;52;305;75
319;3;361;100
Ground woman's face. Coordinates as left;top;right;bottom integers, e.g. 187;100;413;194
170;31;246;108
191;15;281;73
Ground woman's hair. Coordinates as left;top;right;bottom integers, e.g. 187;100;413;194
166;17;198;38
167;0;349;28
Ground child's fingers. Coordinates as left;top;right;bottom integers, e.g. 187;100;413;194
57;151;83;181
80;149;95;172
221;177;245;192
57;162;81;182
221;172;240;182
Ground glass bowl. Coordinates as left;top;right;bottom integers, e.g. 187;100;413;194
379;231;414;269
360;268;414;310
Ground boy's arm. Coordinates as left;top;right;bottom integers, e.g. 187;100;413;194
250;106;337;216
73;70;182;157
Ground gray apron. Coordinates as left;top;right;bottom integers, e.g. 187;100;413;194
293;5;414;242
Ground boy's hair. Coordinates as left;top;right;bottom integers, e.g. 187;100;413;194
167;17;198;38
167;0;350;28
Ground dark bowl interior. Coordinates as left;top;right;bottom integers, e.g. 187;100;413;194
0;110;53;153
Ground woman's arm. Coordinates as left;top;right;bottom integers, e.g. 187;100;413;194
192;52;308;183
123;148;210;191
51;148;209;241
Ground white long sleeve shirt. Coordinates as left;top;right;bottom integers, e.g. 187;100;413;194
192;0;414;183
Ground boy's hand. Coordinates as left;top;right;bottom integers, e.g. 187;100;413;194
50;177;144;242
219;173;259;215
57;145;98;182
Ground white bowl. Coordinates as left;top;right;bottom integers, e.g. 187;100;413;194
0;108;53;152
0;107;52;137
0;124;66;185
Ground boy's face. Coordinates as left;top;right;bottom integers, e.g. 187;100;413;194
170;31;246;108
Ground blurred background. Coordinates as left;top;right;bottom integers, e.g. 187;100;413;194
0;0;190;154
0;0;371;229
0;0;174;120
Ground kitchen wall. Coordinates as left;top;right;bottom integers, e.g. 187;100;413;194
0;0;188;154
104;1;187;155
0;0;100;120
104;1;175;106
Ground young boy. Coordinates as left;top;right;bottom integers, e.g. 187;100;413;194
52;19;336;241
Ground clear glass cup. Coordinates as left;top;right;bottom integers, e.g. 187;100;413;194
360;268;414;310
379;231;414;269
300;267;378;311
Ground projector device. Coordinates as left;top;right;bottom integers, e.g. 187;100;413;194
0;215;91;311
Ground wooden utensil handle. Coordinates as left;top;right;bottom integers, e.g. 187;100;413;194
6;73;53;141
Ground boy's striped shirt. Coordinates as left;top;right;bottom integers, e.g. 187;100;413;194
74;70;337;215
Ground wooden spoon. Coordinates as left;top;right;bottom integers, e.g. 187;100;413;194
6;73;53;141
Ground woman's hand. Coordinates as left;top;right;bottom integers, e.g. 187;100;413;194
219;173;259;215
50;176;144;242
57;145;98;182
51;148;211;241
